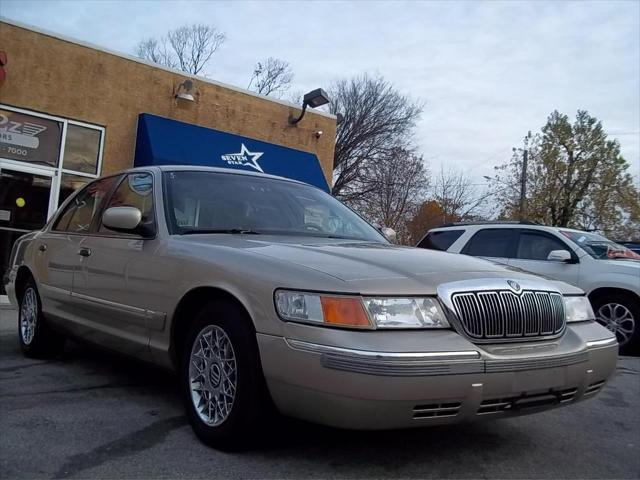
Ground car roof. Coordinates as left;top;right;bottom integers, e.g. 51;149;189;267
118;165;311;187
429;222;597;236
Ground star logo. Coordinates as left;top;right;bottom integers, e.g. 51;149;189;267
220;144;264;173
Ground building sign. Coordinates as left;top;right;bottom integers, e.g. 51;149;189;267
134;113;330;192
220;144;264;172
0;109;63;167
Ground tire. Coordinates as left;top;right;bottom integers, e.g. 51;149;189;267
18;279;65;358
180;299;269;450
592;293;640;355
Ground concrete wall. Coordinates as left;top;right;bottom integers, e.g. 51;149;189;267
0;20;336;180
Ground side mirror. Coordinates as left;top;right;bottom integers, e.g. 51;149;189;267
381;227;397;243
102;206;142;233
547;249;572;262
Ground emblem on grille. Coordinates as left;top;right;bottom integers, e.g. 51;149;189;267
507;280;521;292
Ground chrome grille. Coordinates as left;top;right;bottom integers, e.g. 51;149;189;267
452;290;565;341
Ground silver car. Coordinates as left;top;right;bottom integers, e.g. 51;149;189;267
4;166;618;450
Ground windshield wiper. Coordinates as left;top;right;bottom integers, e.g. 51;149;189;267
180;228;261;235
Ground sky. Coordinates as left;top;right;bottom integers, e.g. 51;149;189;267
2;0;639;192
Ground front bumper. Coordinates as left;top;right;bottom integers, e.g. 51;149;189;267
3;265;18;307
257;322;617;429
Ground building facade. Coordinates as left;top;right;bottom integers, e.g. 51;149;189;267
0;18;337;298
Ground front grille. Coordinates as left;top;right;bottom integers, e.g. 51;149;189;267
477;387;576;415
583;380;605;397
413;402;461;419
452;290;565;341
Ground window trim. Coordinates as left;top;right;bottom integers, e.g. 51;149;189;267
461;228;519;258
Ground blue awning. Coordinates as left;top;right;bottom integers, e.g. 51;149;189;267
134;113;330;192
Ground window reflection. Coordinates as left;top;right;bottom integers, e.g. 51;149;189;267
63;124;101;174
58;173;91;206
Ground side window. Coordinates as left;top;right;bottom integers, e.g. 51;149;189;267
417;230;464;251
462;229;517;258
517;232;570;261
99;173;154;234
52;176;118;233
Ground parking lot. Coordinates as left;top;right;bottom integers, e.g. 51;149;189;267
1;308;638;480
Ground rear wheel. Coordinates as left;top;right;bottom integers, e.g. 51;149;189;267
180;300;268;450
592;294;639;355
18;279;65;358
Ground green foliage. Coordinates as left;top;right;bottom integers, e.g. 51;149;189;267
492;110;640;239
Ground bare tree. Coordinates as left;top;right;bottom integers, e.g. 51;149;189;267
352;148;429;243
432;166;488;223
135;24;225;75
135;38;177;70
247;58;294;98
329;75;423;202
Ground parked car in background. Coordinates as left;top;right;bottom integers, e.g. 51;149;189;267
3;168;617;450
616;241;640;255
418;221;640;354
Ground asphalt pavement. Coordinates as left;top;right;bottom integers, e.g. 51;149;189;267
1;307;639;479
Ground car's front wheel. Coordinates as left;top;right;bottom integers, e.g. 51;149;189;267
181;300;268;450
18;279;65;358
592;294;639;355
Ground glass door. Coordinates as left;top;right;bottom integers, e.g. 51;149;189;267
0;163;55;295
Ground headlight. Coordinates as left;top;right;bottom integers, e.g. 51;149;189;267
564;296;595;323
274;290;450;329
363;297;449;328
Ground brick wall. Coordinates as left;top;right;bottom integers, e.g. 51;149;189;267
0;21;336;180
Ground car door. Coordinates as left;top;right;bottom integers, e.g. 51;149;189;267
71;171;165;360
460;228;517;266
35;177;118;325
508;230;580;286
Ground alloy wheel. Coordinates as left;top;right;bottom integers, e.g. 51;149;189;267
596;302;635;346
20;287;38;345
189;325;237;426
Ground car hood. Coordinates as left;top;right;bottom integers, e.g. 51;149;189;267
177;235;581;295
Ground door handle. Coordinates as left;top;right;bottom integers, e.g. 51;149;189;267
38;244;47;252
78;247;92;257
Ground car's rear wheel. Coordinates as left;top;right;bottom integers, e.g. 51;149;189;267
592;294;639;355
180;300;268;450
18;279;65;358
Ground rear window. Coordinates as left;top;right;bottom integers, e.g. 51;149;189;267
417;230;464;251
462;229;518;258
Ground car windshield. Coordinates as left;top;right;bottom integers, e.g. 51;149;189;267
560;230;640;261
163;170;387;242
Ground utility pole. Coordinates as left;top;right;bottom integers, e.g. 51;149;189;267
519;131;531;220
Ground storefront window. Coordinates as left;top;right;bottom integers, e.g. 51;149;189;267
62;124;101;174
58;173;93;206
1;106;105;299
0;108;63;167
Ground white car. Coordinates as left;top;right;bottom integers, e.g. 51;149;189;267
417;222;640;354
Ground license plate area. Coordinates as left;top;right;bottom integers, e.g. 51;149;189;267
512;393;559;410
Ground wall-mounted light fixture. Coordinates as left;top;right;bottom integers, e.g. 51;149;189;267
289;88;330;125
175;79;195;102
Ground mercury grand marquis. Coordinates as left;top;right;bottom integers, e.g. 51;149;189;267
4;166;618;449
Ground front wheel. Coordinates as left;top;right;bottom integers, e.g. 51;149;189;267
592;294;639;355
181;300;268;450
18;279;65;358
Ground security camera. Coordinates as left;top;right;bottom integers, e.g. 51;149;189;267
315;130;323;139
